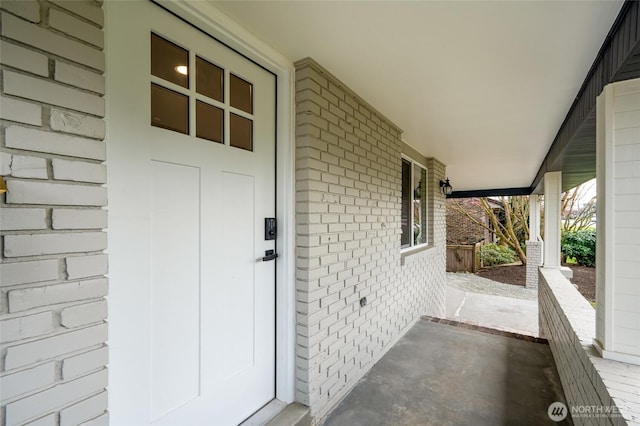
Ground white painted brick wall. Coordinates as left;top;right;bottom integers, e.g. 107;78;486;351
0;311;54;343
0;208;47;231
5;369;107;425
54;60;104;94
539;268;640;425
0;0;40;23
62;347;108;380
0;362;56;402
0;3;108;424
294;59;447;419
5;180;107;206
49;8;103;49
8;278;108;312
26;414;57;426
5;126;106;160
59;391;107;426
5;154;48;179
1;13;104;71
66;254;108;279
0;95;42;126
60;300;108;328
52;209;107;230
526;240;542;290
3;71;104;117
5;324;108;370
4;232;107;257
50;109;106;139
0;259;60;286
52;158;106;183
0;40;48;77
78;413;108;426
49;0;104;27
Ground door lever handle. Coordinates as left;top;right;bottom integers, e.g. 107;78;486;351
262;249;278;262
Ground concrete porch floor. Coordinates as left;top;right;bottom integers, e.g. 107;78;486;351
324;319;572;426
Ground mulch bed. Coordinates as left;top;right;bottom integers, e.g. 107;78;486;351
475;263;596;301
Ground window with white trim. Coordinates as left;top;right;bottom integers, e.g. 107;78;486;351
401;157;428;249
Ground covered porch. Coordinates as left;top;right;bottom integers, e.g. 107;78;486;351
0;1;639;425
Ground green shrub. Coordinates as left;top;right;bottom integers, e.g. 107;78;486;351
561;229;596;267
480;244;517;266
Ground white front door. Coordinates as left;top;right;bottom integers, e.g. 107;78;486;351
107;2;277;425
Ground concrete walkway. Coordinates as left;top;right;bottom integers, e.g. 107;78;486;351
446;272;539;336
324;320;571;426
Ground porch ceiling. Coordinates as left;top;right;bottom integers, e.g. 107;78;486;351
214;0;622;192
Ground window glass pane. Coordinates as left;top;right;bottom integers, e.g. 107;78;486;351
414;164;427;245
196;56;223;102
151;33;188;88
230;113;253;151
151;83;188;134
230;74;253;114
196;101;223;143
401;159;412;248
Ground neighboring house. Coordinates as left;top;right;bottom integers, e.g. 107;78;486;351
0;2;638;426
446;198;503;245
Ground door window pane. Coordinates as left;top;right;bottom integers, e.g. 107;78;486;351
196;56;223;102
230;113;253;151
230;74;253;114
151;33;188;88
151;83;188;134
196;101;223;143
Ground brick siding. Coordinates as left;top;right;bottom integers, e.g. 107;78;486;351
446;198;492;245
294;58;446;420
0;2;108;425
539;268;640;425
525;240;542;289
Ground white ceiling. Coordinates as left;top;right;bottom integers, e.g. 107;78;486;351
214;0;623;192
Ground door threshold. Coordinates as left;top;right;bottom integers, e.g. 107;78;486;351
240;400;310;426
240;399;287;426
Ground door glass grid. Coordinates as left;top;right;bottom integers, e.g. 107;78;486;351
150;32;255;151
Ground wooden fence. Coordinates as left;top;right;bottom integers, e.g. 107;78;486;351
446;242;482;273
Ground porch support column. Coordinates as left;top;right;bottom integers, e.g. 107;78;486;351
525;195;542;289
543;172;562;269
594;79;640;365
529;195;541;241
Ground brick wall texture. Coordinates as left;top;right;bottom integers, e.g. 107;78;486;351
539;268;639;425
446;198;493;245
0;2;108;425
525;240;542;289
294;58;446;419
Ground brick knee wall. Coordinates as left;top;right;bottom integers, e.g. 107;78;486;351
294;58;446;420
0;2;108;425
539;268;639;425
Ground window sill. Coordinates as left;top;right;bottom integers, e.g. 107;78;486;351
401;244;433;265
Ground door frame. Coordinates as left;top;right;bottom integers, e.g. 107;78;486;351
154;0;297;405
107;0;297;406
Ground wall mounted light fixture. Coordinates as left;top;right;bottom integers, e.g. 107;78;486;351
440;178;452;196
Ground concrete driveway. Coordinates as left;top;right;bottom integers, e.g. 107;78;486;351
446;273;539;336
